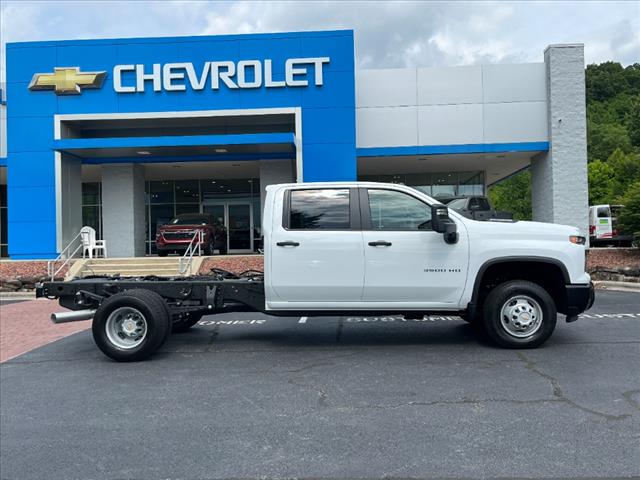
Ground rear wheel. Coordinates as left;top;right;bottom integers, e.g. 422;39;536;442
481;280;556;348
158;250;169;257
92;289;172;362
171;312;204;333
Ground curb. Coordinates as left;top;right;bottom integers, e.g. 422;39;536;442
0;291;36;300
593;280;640;293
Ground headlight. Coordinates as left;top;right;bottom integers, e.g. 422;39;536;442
569;235;586;245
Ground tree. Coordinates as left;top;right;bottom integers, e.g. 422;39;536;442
607;148;640;198
617;181;640;238
587;121;632;163
588;160;615;205
627;96;640;147
586;62;627;102
488;170;532;221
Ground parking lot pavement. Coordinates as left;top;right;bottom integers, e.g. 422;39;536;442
1;291;639;480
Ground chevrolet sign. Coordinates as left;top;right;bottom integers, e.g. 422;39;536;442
114;57;330;93
29;67;107;95
29;57;330;95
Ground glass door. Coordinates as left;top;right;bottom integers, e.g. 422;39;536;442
227;204;252;251
202;201;253;253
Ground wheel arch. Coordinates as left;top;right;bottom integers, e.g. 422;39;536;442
470;256;571;315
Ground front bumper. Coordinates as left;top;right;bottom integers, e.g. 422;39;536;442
565;282;595;322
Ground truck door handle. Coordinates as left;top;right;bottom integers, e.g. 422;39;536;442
368;240;392;247
276;241;300;247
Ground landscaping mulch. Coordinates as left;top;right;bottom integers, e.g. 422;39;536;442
198;255;264;275
0;261;69;291
587;248;640;270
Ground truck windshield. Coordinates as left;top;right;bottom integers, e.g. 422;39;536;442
447;199;467;210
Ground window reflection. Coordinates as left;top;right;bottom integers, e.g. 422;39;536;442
359;171;484;198
368;189;432;231
289;189;350;230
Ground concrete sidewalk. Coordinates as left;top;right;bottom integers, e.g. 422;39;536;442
0;299;90;362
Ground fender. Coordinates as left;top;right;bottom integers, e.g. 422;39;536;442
467;256;571;315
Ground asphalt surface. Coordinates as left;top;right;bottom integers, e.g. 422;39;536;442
1;290;639;480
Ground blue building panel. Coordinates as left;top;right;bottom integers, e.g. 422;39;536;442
5;30;357;258
6;152;56;187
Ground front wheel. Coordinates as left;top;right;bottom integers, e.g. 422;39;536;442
92;289;172;362
481;280;557;348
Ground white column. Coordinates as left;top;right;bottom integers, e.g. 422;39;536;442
531;44;588;233
55;154;82;252
259;159;294;224
101;164;146;257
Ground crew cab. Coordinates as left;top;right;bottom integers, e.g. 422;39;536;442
156;213;227;256
37;182;594;362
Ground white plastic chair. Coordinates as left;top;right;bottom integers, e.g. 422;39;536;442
80;226;107;259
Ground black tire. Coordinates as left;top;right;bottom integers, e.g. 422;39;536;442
171;312;204;333
158;250;169;257
481;280;557;349
92;289;172;362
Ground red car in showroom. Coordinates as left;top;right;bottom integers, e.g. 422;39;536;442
156;214;227;256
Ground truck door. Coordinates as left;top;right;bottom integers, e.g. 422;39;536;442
360;187;468;307
269;187;365;303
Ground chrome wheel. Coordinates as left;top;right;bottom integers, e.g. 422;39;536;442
499;295;543;338
105;307;148;349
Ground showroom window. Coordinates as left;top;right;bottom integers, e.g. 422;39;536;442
145;178;260;254
359;171;484;199
82;182;102;239
0;184;7;257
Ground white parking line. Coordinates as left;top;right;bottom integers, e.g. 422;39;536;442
195;312;640;328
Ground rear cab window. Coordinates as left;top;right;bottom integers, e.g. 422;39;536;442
284;188;354;230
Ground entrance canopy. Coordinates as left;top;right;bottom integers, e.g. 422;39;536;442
54;132;296;163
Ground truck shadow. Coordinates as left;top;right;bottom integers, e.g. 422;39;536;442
165;320;491;350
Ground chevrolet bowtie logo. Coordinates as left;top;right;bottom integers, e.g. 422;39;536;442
28;67;107;95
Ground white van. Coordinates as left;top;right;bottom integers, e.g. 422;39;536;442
589;204;632;246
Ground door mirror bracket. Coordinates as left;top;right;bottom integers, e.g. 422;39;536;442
430;204;459;244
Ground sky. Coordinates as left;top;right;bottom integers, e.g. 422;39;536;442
0;0;638;81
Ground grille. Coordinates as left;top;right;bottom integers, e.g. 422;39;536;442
163;231;197;240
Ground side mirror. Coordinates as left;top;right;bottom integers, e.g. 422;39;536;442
430;204;459;244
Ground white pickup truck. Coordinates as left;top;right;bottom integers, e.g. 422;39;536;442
38;182;594;361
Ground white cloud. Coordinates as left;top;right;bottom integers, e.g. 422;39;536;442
1;0;638;81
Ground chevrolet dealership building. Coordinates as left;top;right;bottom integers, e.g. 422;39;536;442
0;30;588;259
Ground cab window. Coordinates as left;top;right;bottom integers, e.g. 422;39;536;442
288;189;351;230
367;189;432;231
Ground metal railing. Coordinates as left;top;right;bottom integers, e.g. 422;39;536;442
178;230;204;275
47;231;84;281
